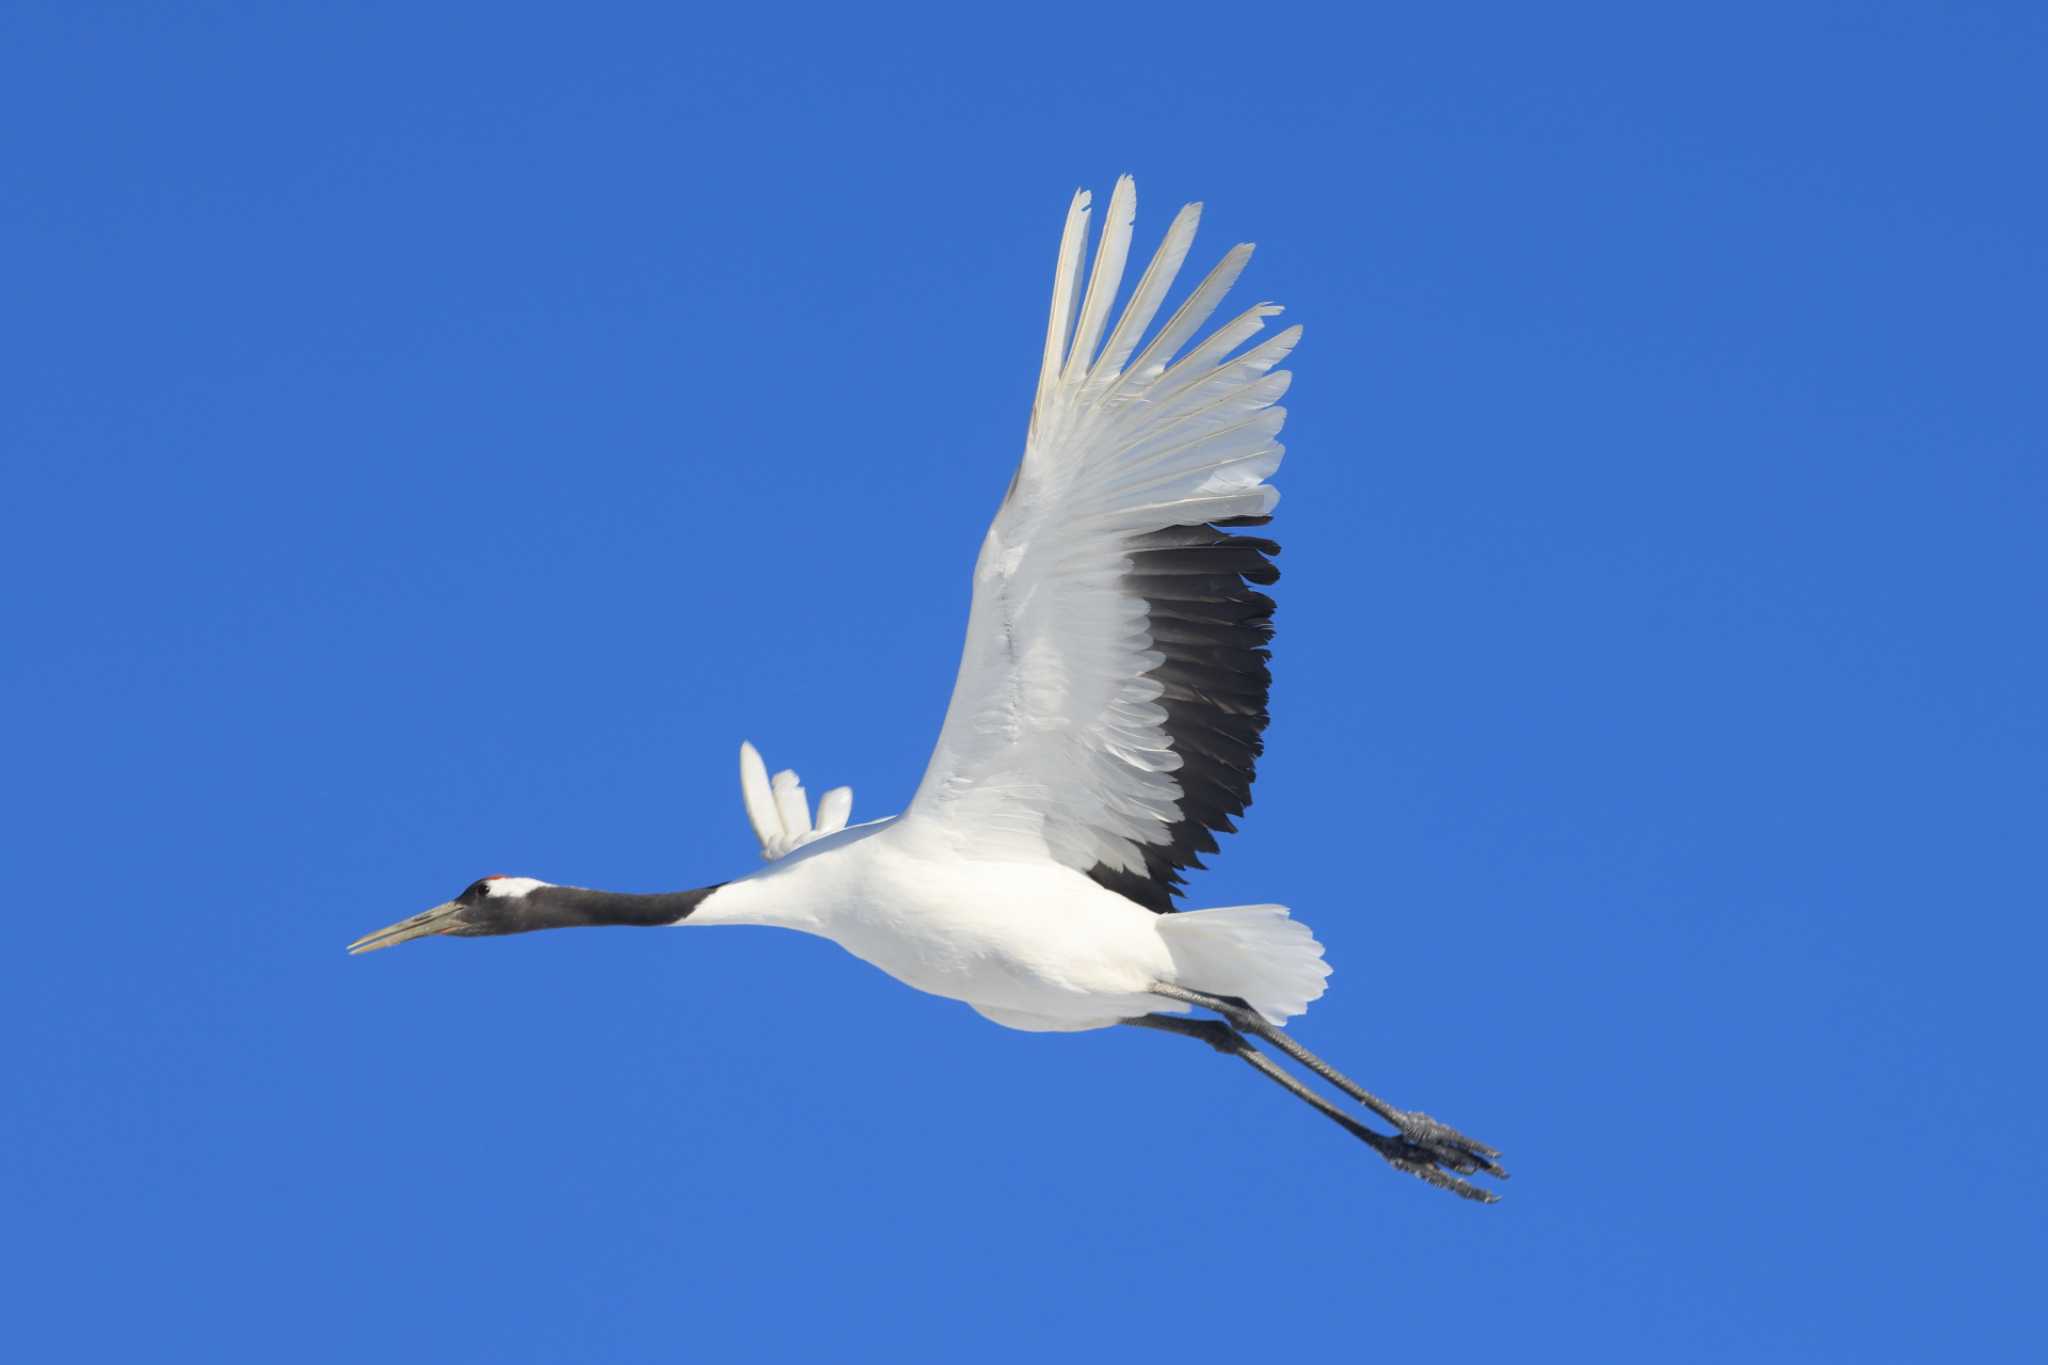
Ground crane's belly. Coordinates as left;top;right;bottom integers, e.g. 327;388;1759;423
812;845;1177;1031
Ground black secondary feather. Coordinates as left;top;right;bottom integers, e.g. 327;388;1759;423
1087;515;1277;913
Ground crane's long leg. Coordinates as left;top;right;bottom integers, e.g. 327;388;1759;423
1146;984;1506;1184
1122;1013;1500;1203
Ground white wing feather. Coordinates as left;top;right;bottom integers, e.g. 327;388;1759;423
906;177;1297;885
813;786;853;836
738;741;854;860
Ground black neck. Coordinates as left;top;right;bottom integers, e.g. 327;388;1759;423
516;884;721;932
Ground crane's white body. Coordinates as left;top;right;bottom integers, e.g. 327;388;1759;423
694;815;1325;1032
686;178;1329;1033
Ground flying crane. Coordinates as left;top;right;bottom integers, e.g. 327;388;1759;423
349;177;1506;1201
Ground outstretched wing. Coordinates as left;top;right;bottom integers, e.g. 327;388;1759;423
738;741;853;860
904;177;1296;912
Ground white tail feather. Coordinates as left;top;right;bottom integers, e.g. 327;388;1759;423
1158;905;1331;1026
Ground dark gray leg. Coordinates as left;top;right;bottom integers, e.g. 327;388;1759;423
1122;1014;1499;1202
1139;988;1507;1195
1123;1013;1424;1160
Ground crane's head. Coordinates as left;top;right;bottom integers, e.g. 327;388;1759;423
345;875;554;954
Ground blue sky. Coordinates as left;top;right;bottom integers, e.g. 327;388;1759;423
4;3;2042;1359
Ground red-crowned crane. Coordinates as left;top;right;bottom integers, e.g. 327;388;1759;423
349;178;1505;1201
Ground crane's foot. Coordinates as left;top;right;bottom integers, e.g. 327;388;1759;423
1393;1109;1504;1176
1365;1109;1508;1203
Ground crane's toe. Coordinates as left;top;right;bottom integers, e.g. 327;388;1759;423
1371;1109;1508;1201
1396;1110;1504;1171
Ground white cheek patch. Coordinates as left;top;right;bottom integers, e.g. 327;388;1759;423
483;876;550;899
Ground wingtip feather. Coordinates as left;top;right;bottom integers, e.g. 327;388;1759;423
738;740;783;855
1064;175;1138;382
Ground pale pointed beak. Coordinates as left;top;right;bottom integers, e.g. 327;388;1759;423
347;901;468;955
